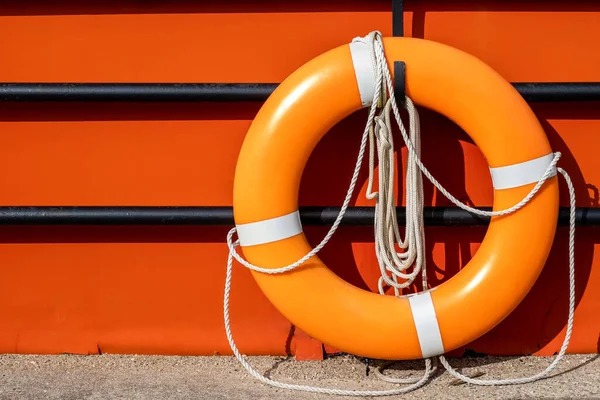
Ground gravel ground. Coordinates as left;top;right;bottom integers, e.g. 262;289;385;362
0;354;597;399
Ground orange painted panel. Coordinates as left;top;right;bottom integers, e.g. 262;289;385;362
0;104;256;205
0;1;597;357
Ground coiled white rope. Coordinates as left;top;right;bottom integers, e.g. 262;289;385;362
223;30;576;395
368;97;427;294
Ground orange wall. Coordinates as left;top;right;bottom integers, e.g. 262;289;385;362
0;1;597;357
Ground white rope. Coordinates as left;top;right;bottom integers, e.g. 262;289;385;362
368;97;427;294
223;30;577;395
224;237;436;396
438;166;576;385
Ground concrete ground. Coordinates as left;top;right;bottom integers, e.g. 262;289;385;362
0;354;597;399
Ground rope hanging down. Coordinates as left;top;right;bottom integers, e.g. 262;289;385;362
223;31;576;395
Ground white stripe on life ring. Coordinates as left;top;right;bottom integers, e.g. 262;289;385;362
349;41;376;108
490;153;557;190
408;291;445;358
236;211;303;247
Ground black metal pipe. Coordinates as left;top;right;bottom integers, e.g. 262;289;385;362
514;82;600;102
0;83;599;103
0;206;593;226
0;83;279;102
392;0;404;37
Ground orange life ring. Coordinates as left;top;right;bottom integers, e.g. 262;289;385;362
233;37;559;360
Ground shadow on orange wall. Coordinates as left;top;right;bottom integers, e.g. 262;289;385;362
0;0;599;16
302;102;597;357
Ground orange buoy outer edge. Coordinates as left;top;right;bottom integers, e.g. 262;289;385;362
233;37;559;360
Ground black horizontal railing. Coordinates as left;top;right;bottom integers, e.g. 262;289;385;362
1;82;600;103
1;82;597;226
0;206;592;226
0;83;277;103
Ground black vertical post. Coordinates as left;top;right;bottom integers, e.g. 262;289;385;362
392;0;406;107
392;0;404;37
